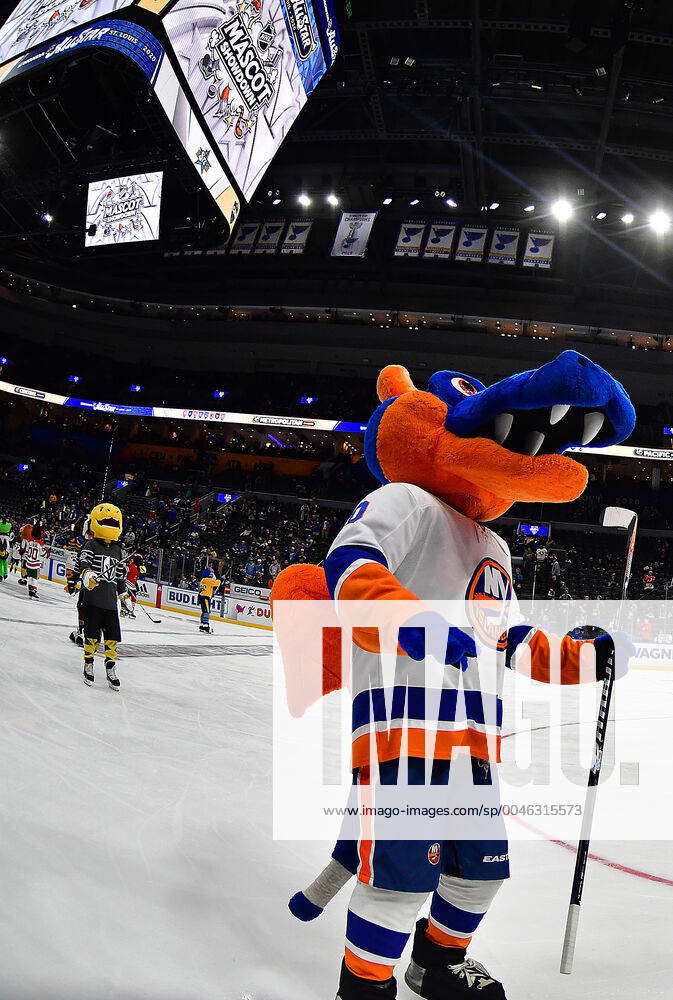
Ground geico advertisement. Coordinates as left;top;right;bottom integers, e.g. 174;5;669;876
163;586;229;618
230;581;271;603
232;600;272;624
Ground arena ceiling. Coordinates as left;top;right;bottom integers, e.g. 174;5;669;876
2;0;673;324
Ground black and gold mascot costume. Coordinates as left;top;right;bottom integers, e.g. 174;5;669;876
73;503;126;690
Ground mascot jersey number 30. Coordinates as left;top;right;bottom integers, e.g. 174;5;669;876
271;350;636;1000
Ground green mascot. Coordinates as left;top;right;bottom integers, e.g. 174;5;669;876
0;519;12;581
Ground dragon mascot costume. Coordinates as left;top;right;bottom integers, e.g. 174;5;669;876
271;350;636;1000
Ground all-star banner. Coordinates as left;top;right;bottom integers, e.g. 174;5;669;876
422;222;457;259
488;227;520;266
0;18;240;229
280;218;312;254
254;220;285;253
229;222;260;253
313;0;339;68
522;231;555;268
454;225;489;263
331;211;377;257
393;220;426;257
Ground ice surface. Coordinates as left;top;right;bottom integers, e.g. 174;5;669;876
0;578;672;999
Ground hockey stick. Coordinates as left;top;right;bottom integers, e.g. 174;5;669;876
559;506;637;975
136;601;162;625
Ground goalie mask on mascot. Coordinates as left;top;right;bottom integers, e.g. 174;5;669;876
271;350;635;1000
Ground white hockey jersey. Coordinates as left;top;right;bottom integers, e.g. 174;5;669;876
325;483;517;766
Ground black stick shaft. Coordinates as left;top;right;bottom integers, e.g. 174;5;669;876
560;510;636;973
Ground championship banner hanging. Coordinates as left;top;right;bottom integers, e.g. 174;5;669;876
454;225;488;263
422;222;456;259
488;227;520;266
393;220;426;257
331;211;377;257
254;220;285;254
522;231;555;268
280;219;312;254
229;222;260;253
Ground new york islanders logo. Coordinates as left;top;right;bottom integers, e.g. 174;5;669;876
428;843;441;865
465;558;512;650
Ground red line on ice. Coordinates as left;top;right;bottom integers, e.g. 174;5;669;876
502;726;673;888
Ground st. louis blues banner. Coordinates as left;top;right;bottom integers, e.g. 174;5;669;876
280;218;312;254
254;220;285;253
422;222;456;259
331;211;377;257
229;222;260;253
393;220;426;257
522;231;555;268
488;227;520;265
454;225;488;263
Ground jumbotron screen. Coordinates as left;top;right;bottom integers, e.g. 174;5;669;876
161;0;329;200
0;0;135;65
85;171;163;247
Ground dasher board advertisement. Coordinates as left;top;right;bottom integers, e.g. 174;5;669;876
161;0;330;201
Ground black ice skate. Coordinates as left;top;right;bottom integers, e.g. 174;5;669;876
198;624;213;634
404;920;506;1000
69;630;84;647
336;959;396;1000
83;661;94;686
28;590;38;600
105;661;120;691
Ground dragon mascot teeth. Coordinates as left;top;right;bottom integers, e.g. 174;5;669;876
271;350;635;1000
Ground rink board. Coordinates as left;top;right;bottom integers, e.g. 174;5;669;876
41;551;272;631
37;553;673;654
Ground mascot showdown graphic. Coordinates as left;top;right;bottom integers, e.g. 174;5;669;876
86;173;162;246
197;0;283;141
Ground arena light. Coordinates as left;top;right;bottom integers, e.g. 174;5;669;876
621;212;634;224
68;375;81;383
213;390;228;399
300;395;318;404
0;356;9;365
382;196;393;205
42;212;53;223
551;198;573;222
326;193;339;207
523;203;535;212
272;197;282;205
648;209;670;234
409;197;420;206
297;193;312;207
17;464;29;472
445;197;458;208
595;211;607;220
129;384;143;393
489;201;500;210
